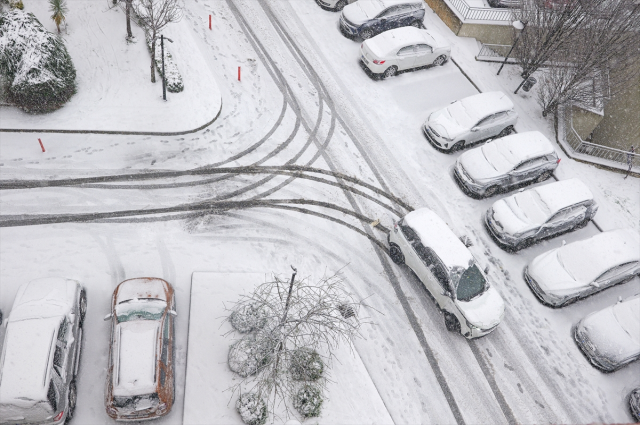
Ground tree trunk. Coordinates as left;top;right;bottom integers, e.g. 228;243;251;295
56;22;60;33
150;36;156;83
125;0;132;39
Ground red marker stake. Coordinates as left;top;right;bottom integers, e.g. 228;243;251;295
209;15;212;30
238;66;241;82
38;138;45;152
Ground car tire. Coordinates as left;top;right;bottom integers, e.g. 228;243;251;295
410;20;422;28
389;243;405;265
66;381;77;423
383;66;398;78
360;28;374;40
78;290;87;328
444;312;461;333
513;238;531;252
433;55;447;66
536;171;552;183
484;186;500;197
335;0;346;10
575;216;590;229
451;141;465;152
497;126;514;138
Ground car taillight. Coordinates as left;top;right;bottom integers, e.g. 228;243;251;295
373;59;385;64
361;43;363;48
557;158;561;164
157;402;167;414
107;405;118;415
54;411;64;422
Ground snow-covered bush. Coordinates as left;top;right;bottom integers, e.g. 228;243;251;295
228;336;273;378
236;393;267;425
290;348;323;382
293;385;323;418
230;303;268;333
145;33;183;93
9;1;24;10
0;10;76;113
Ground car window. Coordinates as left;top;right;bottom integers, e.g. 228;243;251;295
475;114;497;127
397;46;416;56
400;224;418;241
53;345;65;373
47;380;57;412
378;6;399;17
514;157;547;171
395;4;413;13
456;264;487;301
415;44;432;54
548;208;570;223
596;262;638;284
57;318;68;343
413;243;432;265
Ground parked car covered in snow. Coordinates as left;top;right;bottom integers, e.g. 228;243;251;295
484;178;597;251
629;388;640;423
487;0;520;7
574;294;640;372
454;131;559;197
360;26;450;78
316;0;355;11
104;278;176;421
524;229;640;307
423;91;518;152
388;208;505;338
0;278;86;425
340;0;425;40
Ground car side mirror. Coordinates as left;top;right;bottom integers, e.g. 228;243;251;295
103;313;112;321
168;310;178;317
471;127;478;132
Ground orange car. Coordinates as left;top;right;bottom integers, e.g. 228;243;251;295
104;278;176;421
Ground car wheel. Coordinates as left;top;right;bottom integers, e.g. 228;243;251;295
484;186;499;197
65;381;77;423
389;243;405;265
360;28;374;40
383;66;398;78
335;0;346;10
410;20;422;28
451;141;465;152
497;126;514;138
536;171;552;183
513;238;530;252
78;290;87;328
575;217;590;229
433;55;447;66
444;312;461;333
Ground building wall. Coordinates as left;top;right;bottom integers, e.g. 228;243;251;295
571;106;604;141
423;0;463;33
457;23;514;45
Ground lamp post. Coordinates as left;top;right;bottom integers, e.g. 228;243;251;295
497;20;527;76
161;35;174;101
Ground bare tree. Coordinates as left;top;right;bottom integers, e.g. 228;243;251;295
125;0;133;39
225;267;370;421
133;0;182;83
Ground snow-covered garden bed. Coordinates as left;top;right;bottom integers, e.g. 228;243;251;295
146;33;183;93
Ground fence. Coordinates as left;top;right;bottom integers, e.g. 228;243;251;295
559;104;639;172
476;44;516;62
444;0;513;21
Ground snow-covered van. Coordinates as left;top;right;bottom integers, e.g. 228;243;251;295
0;278;86;425
104;277;176;421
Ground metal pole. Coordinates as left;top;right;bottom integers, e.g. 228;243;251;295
161;35;166;101
497;21;526;76
514;73;528;94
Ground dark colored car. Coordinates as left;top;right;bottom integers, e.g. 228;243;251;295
487;0;520;7
104;278;176;421
629;388;640;423
340;0;425;40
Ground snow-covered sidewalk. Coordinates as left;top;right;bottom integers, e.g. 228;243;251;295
0;1;221;133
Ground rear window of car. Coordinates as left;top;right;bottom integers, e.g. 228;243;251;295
116;299;166;322
456;264;487;301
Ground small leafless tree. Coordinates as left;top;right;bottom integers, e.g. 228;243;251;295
225;267;370;421
133;0;183;83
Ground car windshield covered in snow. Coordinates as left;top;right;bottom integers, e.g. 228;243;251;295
113;393;159;410
455;264;487;301
116;299;166;322
447;101;477;129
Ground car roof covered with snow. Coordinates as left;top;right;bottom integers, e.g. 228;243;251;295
113;320;160;397
403;208;474;270
115;277;169;303
534;178;594;215
9;277;79;322
454;91;514;122
365;27;449;57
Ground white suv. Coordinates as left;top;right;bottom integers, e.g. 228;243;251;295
388;208;505;338
0;278;86;425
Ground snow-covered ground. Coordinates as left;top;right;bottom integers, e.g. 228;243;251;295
1;0;638;424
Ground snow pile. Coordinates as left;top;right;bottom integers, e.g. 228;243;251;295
290;348;324;381
235;392;268;425
145;33;184;93
229;303;268;333
0;9;76;113
293;384;323;418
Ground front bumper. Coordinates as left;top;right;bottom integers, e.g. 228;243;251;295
423;125;443;147
453;165;486;196
574;327;618;372
523;268;569;307
339;16;359;37
465;321;500;338
484;210;515;248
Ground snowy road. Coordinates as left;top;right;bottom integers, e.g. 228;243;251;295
1;0;639;424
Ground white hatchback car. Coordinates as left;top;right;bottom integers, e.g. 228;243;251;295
360;26;450;78
0;278;86;425
574;294;640;372
454;131;559;197
524;229;640;307
485;178;597;251
388;208;505;338
423;91;518;152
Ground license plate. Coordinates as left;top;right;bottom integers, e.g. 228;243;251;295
361;55;368;64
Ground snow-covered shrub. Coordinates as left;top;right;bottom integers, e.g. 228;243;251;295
230;303;267;333
9;1;24;10
289;348;323;382
0;10;76;113
145;33;183;93
293;385;323;418
228;336;273;378
236;393;267;425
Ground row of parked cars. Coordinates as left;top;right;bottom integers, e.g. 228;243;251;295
0;277;176;424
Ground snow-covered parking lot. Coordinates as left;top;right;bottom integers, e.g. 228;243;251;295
1;0;638;424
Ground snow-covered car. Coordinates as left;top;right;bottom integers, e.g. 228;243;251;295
487;0;520;7
340;0;425;40
104;278;176;421
423;91;518;152
484;178;597;251
574;294;640;372
454;131;559;198
388;208;505;338
316;0;356;11
524;229;640;307
0;278;86;425
629;388;640;423
360;27;450;78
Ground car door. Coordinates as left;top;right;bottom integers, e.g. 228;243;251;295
396;45;417;71
53;318;70;384
412;244;454;308
159;316;172;402
509;156;548;186
398;224;422;272
539;205;587;238
414;44;434;67
469;114;498;143
392;4;415;27
375;6;399;33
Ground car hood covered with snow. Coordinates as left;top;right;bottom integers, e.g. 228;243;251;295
9;277;78;321
427;106;470;141
457;285;505;329
490;190;550;235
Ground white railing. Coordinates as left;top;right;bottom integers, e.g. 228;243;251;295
476;44;517;62
443;0;513;22
559;104;639;172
